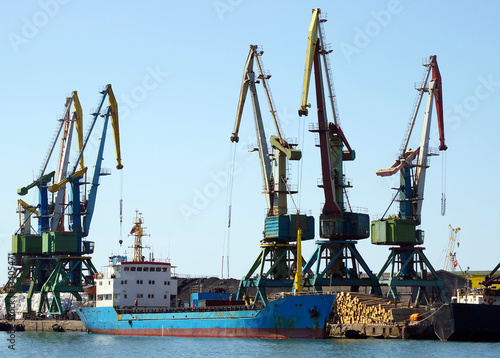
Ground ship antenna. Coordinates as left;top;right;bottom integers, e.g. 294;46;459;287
129;210;150;261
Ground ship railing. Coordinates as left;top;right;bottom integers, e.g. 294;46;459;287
116;304;252;315
268;290;335;300
173;274;220;279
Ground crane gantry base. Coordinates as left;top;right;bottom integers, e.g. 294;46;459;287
376;246;448;304
4;255;97;316
302;240;382;295
236;243;300;307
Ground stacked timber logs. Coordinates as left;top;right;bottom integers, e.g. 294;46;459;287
333;292;397;324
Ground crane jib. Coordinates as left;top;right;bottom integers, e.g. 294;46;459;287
430;56;447;151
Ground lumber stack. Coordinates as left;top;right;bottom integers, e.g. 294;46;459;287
332;292;396;324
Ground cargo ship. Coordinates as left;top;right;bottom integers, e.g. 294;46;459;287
432;268;500;342
78;293;335;339
77;212;336;339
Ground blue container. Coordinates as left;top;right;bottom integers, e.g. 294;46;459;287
320;212;370;240
190;292;232;307
264;214;314;241
343;212;370;240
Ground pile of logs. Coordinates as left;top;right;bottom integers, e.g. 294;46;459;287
332;292;397;324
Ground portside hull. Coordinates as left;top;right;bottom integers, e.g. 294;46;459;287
78;294;335;339
432;303;500;342
88;327;324;339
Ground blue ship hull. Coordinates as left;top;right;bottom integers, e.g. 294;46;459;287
77;294;335;339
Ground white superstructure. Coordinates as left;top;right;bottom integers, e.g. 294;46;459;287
96;255;178;308
452;287;499;306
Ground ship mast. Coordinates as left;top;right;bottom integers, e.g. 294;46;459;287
129;210;150;261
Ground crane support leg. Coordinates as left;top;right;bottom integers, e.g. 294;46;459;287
377;247;448;304
303;240;382;295
236;243;301;307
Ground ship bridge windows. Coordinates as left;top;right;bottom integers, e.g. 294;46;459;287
137;267;142;272
143;267;149;272
162;268;167;272
130;267;136;272
155;267;161;272
124;267;129;271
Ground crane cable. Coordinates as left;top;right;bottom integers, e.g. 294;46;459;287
222;143;237;278
297;109;306;209
441;151;447;216
119;169;124;248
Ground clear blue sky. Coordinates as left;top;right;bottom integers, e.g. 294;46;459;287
1;1;499;284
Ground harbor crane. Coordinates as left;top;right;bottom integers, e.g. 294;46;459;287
4;85;123;316
51;92;84;232
443;225;460;272
298;9;381;294
371;56;448;303
231;45;314;306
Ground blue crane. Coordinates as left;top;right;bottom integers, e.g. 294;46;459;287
371;56;448;303
4;85;123;316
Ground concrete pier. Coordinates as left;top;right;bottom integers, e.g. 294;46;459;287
0;320;85;332
327;322;436;340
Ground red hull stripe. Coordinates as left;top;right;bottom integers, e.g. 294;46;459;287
90;327;326;339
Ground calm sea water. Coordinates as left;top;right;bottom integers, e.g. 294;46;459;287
2;331;500;358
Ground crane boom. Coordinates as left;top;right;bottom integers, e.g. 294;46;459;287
299;8;350;216
107;85;123;170
231;45;300;214
71;84;123;175
299;8;320;117
73;91;84;169
231;46;273;209
52;94;80;231
38;100;72;179
83;85;123;236
376;56;447;224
